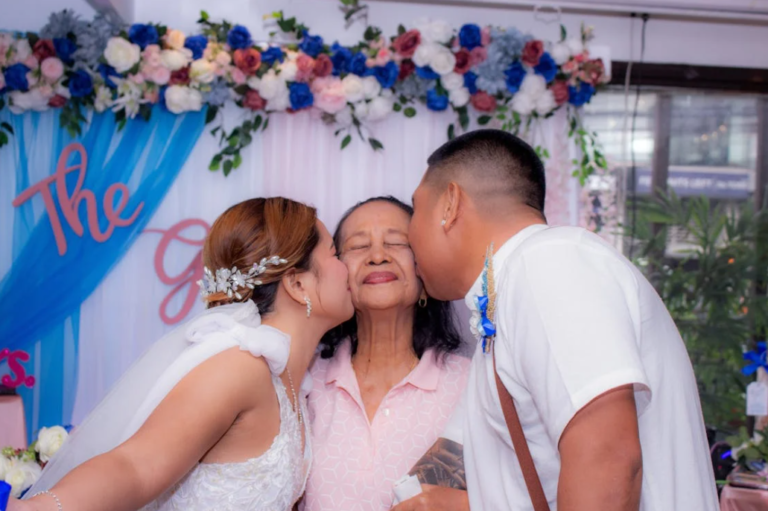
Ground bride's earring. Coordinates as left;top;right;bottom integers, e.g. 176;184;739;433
441;219;446;226
304;297;312;318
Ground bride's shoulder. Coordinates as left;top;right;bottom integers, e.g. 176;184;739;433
187;347;274;403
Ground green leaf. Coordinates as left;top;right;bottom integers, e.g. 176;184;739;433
209;155;222;171
263;117;270;131
341;134;352;149
228;135;240;148
253;115;263;132
560;24;567;42
364;26;382;42
398;24;406;36
223;159;233;176
205;106;219;124
496;114;506;121
1;122;13;134
369;137;384;151
200;10;210;21
139;103;152;122
393;103;402;112
458;107;469;130
404;107;417;118
157;25;168;38
477;115;492;126
233;152;243;169
447;124;455;140
0;131;8;147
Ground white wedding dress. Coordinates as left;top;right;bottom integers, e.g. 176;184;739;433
27;301;311;511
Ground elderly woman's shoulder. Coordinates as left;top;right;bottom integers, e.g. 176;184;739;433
437;352;472;381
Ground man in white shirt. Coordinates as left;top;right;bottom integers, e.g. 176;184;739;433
400;129;719;510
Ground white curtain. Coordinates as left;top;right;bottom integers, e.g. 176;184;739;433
73;106;580;423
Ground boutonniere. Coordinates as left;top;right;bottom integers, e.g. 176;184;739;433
469;244;497;354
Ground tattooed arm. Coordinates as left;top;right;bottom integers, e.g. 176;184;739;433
409;437;467;490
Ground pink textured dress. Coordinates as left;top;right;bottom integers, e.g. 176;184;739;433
302;340;470;511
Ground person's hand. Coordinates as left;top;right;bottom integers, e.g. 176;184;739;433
390;484;469;511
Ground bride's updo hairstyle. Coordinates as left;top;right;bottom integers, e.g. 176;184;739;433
202;197;320;312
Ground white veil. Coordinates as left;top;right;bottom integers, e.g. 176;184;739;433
26;300;288;495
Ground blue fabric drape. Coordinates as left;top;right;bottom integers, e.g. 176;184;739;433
0;106;207;435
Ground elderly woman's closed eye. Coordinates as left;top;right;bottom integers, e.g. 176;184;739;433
301;197;470;511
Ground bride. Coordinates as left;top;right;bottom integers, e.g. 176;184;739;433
9;197;354;511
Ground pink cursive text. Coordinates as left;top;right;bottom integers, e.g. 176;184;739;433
0;349;35;389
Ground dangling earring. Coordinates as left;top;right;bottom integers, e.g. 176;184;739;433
441;219;446;226
304;297;312;318
418;290;428;308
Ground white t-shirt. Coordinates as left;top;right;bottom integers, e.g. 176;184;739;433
448;224;718;511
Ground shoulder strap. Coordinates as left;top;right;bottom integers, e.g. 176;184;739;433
493;348;551;511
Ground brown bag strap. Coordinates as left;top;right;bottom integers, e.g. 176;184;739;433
493;348;551;511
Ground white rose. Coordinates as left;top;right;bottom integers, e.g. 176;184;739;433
278;61;298;82
190;59;216;84
441;72;464;91
566;37;584;56
164;85;203;114
104;37;141;73
94;85;113;113
430;47;457;76
160;49;189;72
550;42;571;65
362;76;381;100
342;74;365;103
367;95;393;122
420;20;453;44
246;76;260;90
8;89;51;114
380;89;393;99
352;101;369;120
35;426;69;463
412;43;438;68
335;106;353;128
511;93;535;116
535;90;557;115
268;88;290;111
4;460;41;498
12;39;32;63
520;73;547;97
165;29;186;51
257;72;286;100
0;455;11;479
449;87;470;107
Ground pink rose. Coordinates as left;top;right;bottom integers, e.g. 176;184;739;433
393;30;421;59
144;88;159;103
562;59;578;75
471;91;497;112
551;81;569;105
41;57;64;82
130;73;146;84
312;77;347;114
469;47;487;67
230;67;246;85
314;54;333;77
296;54;315;82
233;48;262;76
579;58;605;85
23;54;39;70
33;40;56;61
453;49;471;74
145;66;171;85
481;26;491;46
48;94;67;108
243;89;266;111
522;40;544;67
374;48;392;67
142;45;162;68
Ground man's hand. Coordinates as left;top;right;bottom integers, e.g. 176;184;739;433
558;385;643;511
390;485;469;511
408;438;466;490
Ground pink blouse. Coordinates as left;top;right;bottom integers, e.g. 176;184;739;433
302;340;470;511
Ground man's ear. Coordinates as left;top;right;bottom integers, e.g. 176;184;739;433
442;182;464;230
281;269;309;305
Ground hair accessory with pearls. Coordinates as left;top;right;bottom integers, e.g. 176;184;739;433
198;256;288;300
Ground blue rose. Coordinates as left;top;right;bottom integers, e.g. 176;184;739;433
349;52;371;77
464;71;478;94
98;64;120;89
299;31;324;58
426;89;449;111
416;66;440;80
372;61;399;89
261;47;284;66
289;82;313;110
184;35;208;61
504;61;526;93
330;44;352;76
4;63;30;92
227;25;252;50
534;52;557;83
128;24;159;50
459;24;482;50
68;69;93;98
568;83;595;107
54;38;77;65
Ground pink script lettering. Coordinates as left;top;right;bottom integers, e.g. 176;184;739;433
0;349;35;389
12;142;145;256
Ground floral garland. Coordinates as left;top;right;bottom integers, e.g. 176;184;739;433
1;425;69;498
0;10;607;180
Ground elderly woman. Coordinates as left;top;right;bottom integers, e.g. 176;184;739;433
302;197;470;511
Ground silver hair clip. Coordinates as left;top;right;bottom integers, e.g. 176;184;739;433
197;255;288;300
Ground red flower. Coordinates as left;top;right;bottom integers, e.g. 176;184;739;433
551;81;569;105
48;94;67;108
398;59;415;81
314;54;333;77
521;40;544;67
470;91;497;112
579;58;605;85
242;89;267;111
393;29;421;59
33;40;56;61
454;49;471;74
234;48;262;76
169;67;190;85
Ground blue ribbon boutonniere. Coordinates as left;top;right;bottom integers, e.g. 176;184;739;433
742;342;768;376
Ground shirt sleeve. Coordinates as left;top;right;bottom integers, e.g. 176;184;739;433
440;384;467;445
496;236;651;444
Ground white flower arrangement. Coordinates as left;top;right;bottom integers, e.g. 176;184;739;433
1;425;69;498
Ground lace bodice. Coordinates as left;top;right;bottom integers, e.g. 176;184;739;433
142;374;310;511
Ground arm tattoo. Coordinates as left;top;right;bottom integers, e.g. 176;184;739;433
409;437;467;490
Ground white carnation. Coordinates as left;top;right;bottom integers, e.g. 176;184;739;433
420;20;454;44
104;37;141;73
353;101;369;120
279;61;298;82
449;87;470;107
342;74;365;103
550;42;571;65
35;426;69;463
4;460;41;498
412;43;438;68
164;85;203;114
335;106;353;128
535;90;557;115
441;72;464;91
430;47;457;76
160;49;189;72
520;73;547;97
511;93;535;116
367;95;394;122
8;89;52;114
566;37;584;56
362;76;381;100
190;59;216;84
